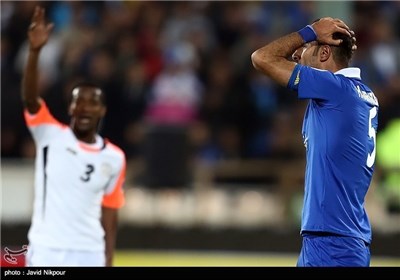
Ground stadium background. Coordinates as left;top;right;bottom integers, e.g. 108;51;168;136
1;1;399;266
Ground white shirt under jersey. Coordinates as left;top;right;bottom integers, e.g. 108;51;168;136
24;100;126;252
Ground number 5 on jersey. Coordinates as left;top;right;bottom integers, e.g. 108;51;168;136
367;107;377;168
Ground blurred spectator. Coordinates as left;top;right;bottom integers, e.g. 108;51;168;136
140;41;203;189
352;8;400;132
1;2;399;208
267;110;304;160
15;32;63;89
119;61;149;158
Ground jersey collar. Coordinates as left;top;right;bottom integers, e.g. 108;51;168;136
77;135;106;152
334;67;361;79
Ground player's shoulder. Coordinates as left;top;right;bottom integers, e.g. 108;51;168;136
297;64;336;82
104;139;126;159
304;65;342;85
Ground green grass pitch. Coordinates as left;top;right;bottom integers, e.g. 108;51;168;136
114;250;400;267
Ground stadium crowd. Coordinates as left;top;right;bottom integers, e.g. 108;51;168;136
2;1;400;210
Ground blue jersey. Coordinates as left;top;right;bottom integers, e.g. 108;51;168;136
288;65;379;244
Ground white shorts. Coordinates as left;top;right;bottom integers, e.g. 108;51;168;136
26;244;105;267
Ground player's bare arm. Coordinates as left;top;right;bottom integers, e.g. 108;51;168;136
101;207;119;267
251;17;352;87
22;6;54;114
251;32;301;87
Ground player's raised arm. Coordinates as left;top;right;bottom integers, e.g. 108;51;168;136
251;32;300;87
250;17;352;87
22;6;54;114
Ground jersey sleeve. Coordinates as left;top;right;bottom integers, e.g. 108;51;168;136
287;64;343;102
24;99;66;145
102;152;126;209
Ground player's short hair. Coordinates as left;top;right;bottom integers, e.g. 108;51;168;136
331;32;354;67
71;81;106;105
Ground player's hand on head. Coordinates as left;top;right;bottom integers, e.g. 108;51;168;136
311;17;352;46
28;6;54;52
350;31;357;52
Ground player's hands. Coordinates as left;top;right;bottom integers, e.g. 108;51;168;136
28;6;54;52
311;17;353;46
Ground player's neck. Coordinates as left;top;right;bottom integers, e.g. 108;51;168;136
73;130;97;144
323;59;346;73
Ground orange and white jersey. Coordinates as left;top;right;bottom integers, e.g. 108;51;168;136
24;100;126;252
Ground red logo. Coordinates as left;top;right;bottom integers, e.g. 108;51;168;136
1;246;27;267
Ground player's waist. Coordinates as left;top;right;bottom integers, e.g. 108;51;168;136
301;231;370;246
302;231;344;237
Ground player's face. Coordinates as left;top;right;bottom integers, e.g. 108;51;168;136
292;42;320;67
69;87;106;133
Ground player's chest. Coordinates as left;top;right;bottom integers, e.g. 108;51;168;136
44;141;116;186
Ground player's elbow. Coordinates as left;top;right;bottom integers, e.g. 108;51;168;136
251;50;293;88
251;50;263;71
251;49;274;76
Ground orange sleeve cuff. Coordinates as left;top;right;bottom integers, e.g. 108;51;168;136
24;100;61;127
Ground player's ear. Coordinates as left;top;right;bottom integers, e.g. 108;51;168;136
319;45;332;62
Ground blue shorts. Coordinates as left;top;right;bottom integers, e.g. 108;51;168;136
297;232;370;267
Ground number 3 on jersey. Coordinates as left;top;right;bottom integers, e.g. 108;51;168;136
366;107;377;168
81;164;95;182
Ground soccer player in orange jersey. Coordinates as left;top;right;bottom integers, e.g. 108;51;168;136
22;6;126;267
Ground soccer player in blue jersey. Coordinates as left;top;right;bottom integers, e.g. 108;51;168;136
251;17;379;267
